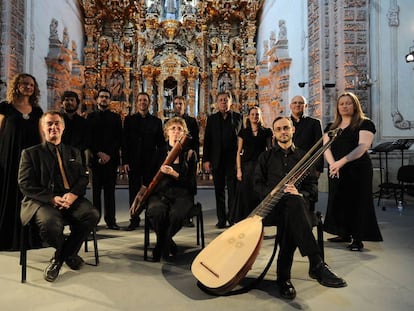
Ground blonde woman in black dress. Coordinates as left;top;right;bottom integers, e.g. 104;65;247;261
324;92;382;251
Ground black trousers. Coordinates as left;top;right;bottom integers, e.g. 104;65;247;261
91;162;118;225
212;160;237;225
32;198;99;261
264;195;321;281
146;188;193;250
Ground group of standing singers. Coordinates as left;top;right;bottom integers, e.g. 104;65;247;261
0;73;382;297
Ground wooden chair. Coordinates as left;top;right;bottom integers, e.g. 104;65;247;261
144;202;205;261
19;223;99;283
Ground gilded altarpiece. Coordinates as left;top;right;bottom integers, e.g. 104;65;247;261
79;0;263;134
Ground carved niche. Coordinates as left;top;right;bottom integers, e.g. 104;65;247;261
45;19;85;111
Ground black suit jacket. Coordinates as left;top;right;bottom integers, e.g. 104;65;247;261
18;143;89;226
203;111;242;170
122;113;165;177
87;109;122;167
291;115;324;173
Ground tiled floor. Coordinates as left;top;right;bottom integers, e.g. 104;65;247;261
0;189;413;311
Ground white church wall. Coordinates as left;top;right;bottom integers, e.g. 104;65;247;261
24;0;84;110
370;0;414;140
257;0;309;116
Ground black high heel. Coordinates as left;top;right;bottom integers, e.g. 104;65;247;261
347;240;364;251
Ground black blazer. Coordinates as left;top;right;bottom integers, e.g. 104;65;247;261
203;110;242;170
122;113;165;175
18;143;89;226
87;109;122;167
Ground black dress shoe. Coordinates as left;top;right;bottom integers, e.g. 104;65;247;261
215;222;227;229
309;262;347;288
44;258;62;282
160;239;178;262
125;218;140;231
169;239;177;256
328;236;351;243
65;255;84;270
277;279;296;300
347;240;364;251
106;223;120;230
184;217;195;227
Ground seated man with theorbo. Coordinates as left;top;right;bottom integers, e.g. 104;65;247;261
254;116;347;300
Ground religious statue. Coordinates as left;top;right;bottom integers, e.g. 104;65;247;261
387;0;400;27
278;20;287;41
219;72;233;92
49;18;59;41
108;71;124;101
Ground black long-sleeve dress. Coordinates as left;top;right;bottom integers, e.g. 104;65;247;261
0;102;43;250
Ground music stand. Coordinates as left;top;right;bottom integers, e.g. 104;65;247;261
372;139;412;209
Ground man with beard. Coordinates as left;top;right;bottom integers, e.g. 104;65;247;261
87;89;122;230
122;92;165;231
61;91;91;166
254;116;346;300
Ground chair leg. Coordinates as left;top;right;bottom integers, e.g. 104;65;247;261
92;227;99;266
84;236;89;252
315;211;324;261
144;214;150;261
196;213;200;246
83;228;99;266
20;225;28;283
196;202;205;249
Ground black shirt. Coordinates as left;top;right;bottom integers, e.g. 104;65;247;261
254;144;318;203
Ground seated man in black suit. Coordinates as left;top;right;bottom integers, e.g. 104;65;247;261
18;111;99;282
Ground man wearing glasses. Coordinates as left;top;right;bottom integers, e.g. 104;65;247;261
254;116;346;300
